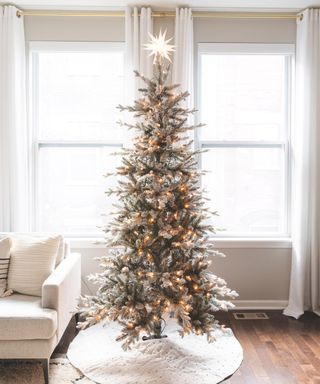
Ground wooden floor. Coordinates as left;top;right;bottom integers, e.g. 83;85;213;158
54;310;320;384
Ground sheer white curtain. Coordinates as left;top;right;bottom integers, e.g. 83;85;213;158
284;8;320;319
172;8;194;110
125;7;153;99
0;5;29;231
123;7;153;148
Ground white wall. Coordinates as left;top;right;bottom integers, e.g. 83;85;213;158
24;14;295;308
24;15;125;41
194;17;296;44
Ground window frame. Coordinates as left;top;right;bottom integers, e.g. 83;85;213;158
196;43;295;239
28;41;125;237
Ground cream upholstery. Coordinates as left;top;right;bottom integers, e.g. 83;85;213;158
0;294;57;340
0;243;81;384
42;253;81;340
0;335;58;359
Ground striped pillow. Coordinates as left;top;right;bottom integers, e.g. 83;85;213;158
7;235;61;297
0;237;12;297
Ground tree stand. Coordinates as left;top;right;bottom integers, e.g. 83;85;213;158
142;321;167;341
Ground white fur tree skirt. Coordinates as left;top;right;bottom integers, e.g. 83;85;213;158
67;320;243;384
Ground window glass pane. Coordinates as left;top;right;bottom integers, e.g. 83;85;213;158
38;146;121;234
38;51;124;142
200;55;286;141
202;147;285;235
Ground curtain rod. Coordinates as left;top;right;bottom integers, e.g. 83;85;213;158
16;10;303;20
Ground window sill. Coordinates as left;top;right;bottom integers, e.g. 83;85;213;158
67;236;292;249
209;237;292;249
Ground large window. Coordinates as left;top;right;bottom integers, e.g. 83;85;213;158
198;43;293;237
30;42;124;236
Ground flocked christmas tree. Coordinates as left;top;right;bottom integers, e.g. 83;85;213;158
78;31;238;350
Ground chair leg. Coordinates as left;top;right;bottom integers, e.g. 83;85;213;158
75;313;81;334
41;358;49;384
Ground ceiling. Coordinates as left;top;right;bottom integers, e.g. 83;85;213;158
7;0;320;11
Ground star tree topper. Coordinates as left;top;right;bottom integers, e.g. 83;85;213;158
144;30;175;62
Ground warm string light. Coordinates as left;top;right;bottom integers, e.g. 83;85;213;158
127;322;134;329
193;283;200;291
164;299;171;311
144;235;151;243
185;304;192;312
179;185;186;192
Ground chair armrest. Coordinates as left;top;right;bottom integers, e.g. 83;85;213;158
42;252;81;341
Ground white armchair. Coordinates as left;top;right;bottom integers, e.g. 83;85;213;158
0;252;81;384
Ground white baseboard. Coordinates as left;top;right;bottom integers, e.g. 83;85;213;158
232;300;288;310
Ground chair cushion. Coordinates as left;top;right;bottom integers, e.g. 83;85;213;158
0;293;57;340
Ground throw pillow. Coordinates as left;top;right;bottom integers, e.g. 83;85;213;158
0;237;12;297
7;235;61;297
2;232;65;267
